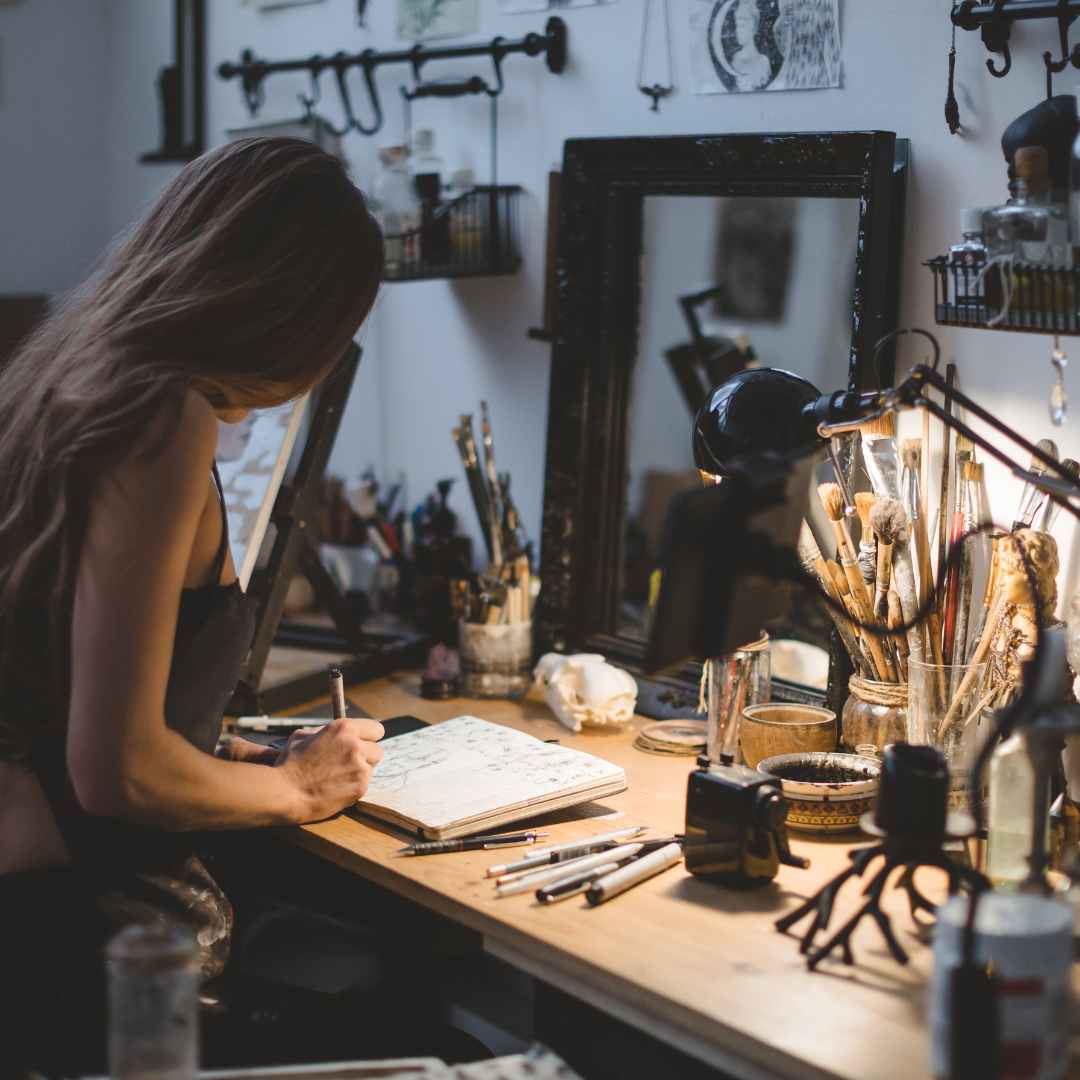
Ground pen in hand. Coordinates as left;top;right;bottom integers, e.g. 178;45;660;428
329;667;347;721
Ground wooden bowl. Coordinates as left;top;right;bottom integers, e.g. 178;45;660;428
758;751;880;834
740;703;836;769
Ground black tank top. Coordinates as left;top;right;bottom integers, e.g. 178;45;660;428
30;463;257;875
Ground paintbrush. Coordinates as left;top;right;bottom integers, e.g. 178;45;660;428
902;439;946;675
870;496;924;669
1012;438;1059;531
825;559;878;677
457;415;498;566
936;363;958;598
1037;457;1078;532
859;411;901;500
854;491;877;588
798;522;868;676
949;459;978;669
479;401;504;568
888;591;909;683
941;437;973;664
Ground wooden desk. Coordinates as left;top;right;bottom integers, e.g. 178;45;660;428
287;673;1079;1080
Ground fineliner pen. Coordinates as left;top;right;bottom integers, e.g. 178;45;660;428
485;825;647;878
398;831;550;856
495;843;646;898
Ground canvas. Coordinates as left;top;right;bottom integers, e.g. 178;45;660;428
216;398;308;590
689;0;841;95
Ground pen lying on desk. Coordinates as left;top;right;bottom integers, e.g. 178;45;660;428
485;826;647;878
495;843;648;897
493;836;680;886
398;831;550;856
586;841;684;906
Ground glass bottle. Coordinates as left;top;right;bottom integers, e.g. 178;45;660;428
106;923;199;1080
983;145;1071;268
948;207;988;309
410;129;451;267
986;731;1049;887
372;145;421;276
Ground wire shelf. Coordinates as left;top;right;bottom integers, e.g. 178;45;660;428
925;254;1080;334
383;185;522;283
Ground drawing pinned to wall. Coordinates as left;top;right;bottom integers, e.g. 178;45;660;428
689;0;840;95
216;398;308;589
397;0;479;40
499;0;616;13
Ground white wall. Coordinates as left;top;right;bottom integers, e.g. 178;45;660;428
8;0;1080;593
0;0;109;294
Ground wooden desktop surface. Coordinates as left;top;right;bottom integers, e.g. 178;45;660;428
283;672;1080;1080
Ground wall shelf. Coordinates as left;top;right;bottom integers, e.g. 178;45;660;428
382;185;522;283
925;254;1080;334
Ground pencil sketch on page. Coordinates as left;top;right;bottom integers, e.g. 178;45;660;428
360;715;625;830
215;397;308;590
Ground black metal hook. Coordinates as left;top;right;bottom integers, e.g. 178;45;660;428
297;55;323;121
1042;0;1080;95
981;0;1013;76
239;48;265;114
331;50;383;137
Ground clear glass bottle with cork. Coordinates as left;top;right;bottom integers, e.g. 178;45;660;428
948;207;988;308
983;145;1071;268
410;128;451;266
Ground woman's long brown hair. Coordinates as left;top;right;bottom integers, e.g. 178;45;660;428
0;137;383;744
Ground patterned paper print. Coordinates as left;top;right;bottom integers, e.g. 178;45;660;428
690;0;841;95
397;0;479;40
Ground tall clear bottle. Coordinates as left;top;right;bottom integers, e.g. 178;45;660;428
986;731;1050;887
948;207;988;309
371;145;421;275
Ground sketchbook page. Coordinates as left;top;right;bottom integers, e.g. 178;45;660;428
358;716;625;833
216;396;308;590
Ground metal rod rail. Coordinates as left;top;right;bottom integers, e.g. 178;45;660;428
953;0;1080;27
218;16;567;135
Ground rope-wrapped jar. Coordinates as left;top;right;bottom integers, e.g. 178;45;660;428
841;676;908;754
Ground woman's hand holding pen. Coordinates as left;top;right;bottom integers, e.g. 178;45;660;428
275;717;385;822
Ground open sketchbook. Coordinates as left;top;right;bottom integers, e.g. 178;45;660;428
352;716;627;840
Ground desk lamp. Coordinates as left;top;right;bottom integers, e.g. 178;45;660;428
647;328;1080;935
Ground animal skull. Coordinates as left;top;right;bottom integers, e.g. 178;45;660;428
533;653;638;732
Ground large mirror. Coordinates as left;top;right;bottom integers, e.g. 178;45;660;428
537;133;909;714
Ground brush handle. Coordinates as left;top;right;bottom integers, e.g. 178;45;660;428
874;540;893;618
832;521;893;680
938;591;1004;741
813;556;870;676
892;545;924;669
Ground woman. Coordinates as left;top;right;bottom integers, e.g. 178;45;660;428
0;137;386;1068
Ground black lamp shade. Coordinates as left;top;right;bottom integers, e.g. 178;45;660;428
693;368;822;479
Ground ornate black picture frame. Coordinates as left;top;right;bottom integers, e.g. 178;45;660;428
536;131;909;716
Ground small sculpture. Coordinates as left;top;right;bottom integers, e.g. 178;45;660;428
533;653;638;733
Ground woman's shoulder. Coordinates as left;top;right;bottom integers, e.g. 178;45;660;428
113;388;219;511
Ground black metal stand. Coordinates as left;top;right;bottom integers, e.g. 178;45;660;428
218;17;567;137
776;838;988;969
227;344;427;716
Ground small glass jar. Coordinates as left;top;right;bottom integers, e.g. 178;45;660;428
458;619;532;699
841;676;907;754
705;633;770;763
106;922;199;1080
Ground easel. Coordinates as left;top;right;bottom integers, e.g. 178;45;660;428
228;343;426;715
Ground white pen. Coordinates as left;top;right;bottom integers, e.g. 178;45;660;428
585;842;683;906
485;825;646;878
234;715;329;732
495;843;646;897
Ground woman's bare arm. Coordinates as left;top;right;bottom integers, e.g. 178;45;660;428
66;390;382;831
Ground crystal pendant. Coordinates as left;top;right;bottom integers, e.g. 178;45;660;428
1050;343;1068;426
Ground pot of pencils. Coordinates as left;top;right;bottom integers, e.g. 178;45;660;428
456;570;533;698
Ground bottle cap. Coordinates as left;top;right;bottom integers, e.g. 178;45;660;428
960;207;984;235
1014;145;1050;180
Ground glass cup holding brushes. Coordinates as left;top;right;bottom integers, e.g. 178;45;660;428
452;403;535;698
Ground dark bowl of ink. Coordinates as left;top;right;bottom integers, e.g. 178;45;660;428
757;751;880;834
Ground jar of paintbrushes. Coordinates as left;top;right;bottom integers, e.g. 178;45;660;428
451;401;537;698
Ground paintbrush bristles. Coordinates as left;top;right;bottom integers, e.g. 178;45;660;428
854;492;876;527
869;497;909;546
817;482;846;522
857;412;896;438
901;439;922;470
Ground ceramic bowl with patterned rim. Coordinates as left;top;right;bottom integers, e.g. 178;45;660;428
757;751;881;834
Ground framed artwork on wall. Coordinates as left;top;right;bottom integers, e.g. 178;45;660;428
397;0;479;40
500;0;614;11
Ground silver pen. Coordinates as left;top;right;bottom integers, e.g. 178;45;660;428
535;862;622;904
485;825;646;878
495;843;646;898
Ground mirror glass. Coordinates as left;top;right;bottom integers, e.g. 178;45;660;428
619;195;860;684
